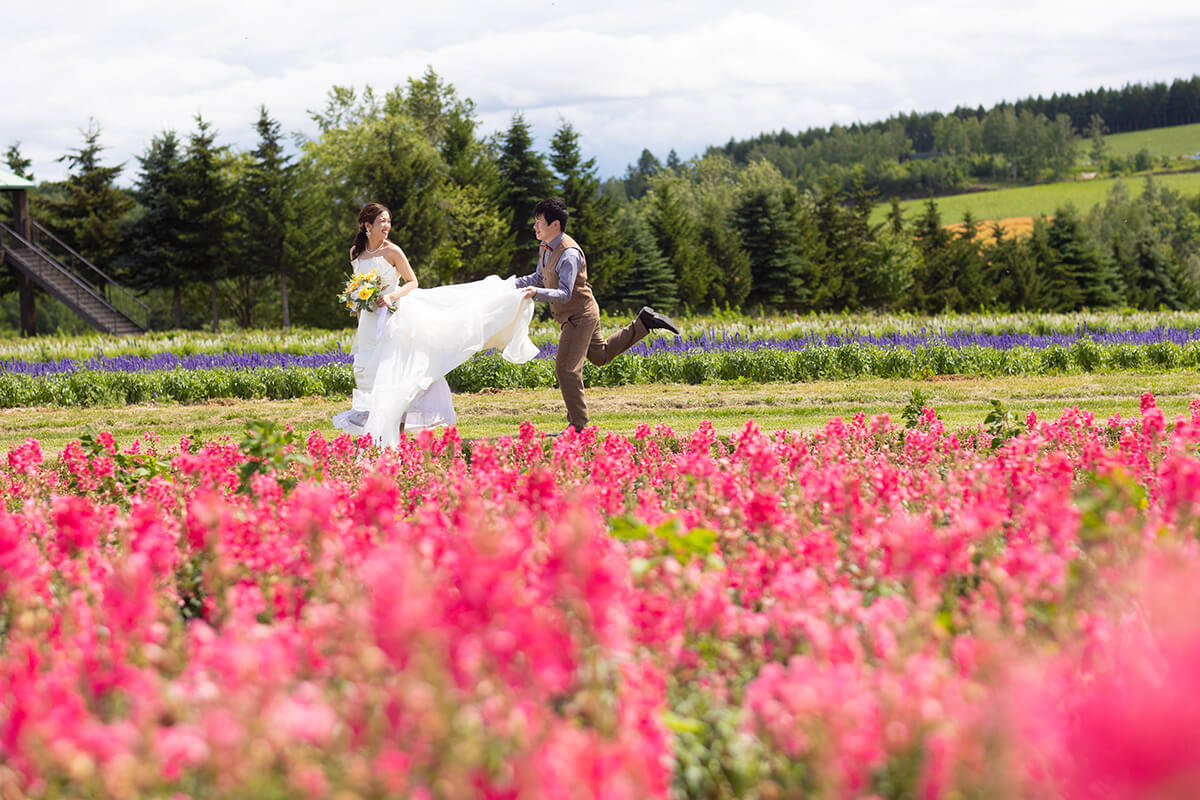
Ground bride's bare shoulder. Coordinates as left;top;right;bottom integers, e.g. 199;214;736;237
382;241;410;262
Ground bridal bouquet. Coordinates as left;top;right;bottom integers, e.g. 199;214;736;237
337;269;392;314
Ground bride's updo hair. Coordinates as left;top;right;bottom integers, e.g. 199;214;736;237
352;202;390;260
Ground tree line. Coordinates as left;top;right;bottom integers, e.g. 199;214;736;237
4;70;1200;333
698;74;1200;200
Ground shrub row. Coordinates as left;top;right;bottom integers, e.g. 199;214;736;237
0;364;355;407
0;339;1196;406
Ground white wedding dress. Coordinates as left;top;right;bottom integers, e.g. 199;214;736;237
332;255;538;448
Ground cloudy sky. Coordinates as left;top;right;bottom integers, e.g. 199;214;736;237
3;0;1198;185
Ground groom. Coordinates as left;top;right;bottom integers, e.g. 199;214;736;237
516;197;680;433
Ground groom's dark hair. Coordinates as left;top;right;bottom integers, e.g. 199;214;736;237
534;198;569;232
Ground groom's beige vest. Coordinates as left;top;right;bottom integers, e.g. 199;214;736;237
540;234;596;324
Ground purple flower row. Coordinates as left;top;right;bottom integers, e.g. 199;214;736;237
605;324;1200;357
4;325;1200;376
0;349;354;377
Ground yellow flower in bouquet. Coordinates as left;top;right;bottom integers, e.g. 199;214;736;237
337;270;388;314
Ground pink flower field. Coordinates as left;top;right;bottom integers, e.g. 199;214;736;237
3;395;1200;799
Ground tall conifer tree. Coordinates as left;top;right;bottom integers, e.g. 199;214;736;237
43;120;134;273
178;115;235;332
118;130;188;326
1043;204;1122;310
238;106;295;328
733;165;809;310
549;121;623;298
497;114;552;271
609;207;677;311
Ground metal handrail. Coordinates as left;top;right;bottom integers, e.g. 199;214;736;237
0;221;142;332
31;220;150;330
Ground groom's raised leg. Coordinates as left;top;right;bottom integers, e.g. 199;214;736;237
586;308;669;367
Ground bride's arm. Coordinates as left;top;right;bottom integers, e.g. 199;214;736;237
381;244;419;305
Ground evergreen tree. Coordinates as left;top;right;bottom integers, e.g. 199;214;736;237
698;203;751;308
683;152;752;309
549;121;623;298
178;115;235;331
277;156;341;328
822;176;916;310
984;223;1041;310
550;121;599;227
907;202;990;312
862;227;919;310
42;119;134;274
949;211;989;307
807;177;896;311
645;179;713;310
4;142;33;180
733;169;809;310
1088;177;1200;308
1;141;34;296
1043;204;1122;310
1126;234;1184;309
909;199;960;311
496;113;552;270
886;198;905;234
117;130;188;327
608;206;677;311
808;178;849;309
236;106;295;328
1086;114;1108;168
622;149;661;199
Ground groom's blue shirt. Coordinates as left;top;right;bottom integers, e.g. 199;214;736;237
514;232;582;304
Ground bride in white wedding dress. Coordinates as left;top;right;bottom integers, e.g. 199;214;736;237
332;202;537;448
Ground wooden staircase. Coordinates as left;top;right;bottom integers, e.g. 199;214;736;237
0;220;147;335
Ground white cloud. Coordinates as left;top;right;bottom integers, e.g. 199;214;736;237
2;0;1198;185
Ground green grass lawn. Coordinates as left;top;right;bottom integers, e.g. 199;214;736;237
870;170;1200;227
4;372;1195;456
1104;122;1200;159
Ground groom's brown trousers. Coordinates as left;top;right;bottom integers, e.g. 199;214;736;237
556;308;648;432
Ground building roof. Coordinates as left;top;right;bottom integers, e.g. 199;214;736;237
0;168;35;190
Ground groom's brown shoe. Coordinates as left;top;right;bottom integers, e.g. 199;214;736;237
637;306;680;335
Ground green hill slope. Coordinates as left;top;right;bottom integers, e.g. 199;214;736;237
870;170;1200;228
1103;122;1200;159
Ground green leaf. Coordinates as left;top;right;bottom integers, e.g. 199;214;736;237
608;516;650;541
663;711;706;735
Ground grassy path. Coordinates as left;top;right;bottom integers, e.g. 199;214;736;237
2;371;1195;454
